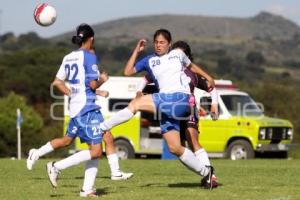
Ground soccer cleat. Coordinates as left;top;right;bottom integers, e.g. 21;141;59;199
46;161;60;188
27;149;39;170
80;188;98;197
111;171;134;180
201;174;220;189
201;166;218;190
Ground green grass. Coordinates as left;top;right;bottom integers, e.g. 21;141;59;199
0;158;299;200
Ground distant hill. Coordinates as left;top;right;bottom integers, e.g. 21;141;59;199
53;12;300;44
52;12;300;65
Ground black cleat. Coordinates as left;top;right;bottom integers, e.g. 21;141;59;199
201;166;219;190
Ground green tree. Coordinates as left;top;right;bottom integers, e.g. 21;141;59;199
216;57;232;75
111;45;132;61
0;46;67;103
0;93;43;157
246;51;265;66
18;32;49;48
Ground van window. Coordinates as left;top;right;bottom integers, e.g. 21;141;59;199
109;98;132;111
200;96;222;115
200;97;212;113
221;95;262;116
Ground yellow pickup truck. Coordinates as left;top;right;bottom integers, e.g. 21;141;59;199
64;77;293;160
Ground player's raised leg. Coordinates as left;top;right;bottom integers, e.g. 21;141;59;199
100;94;155;131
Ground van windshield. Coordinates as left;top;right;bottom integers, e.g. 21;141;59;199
221;94;263;116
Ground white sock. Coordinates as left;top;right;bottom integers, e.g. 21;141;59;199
37;142;54;157
107;153;121;176
100;108;134;131
54;150;91;170
82;159;99;192
179;148;209;177
195;148;211;166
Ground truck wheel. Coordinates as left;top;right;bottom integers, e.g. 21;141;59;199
226;139;254;160
114;139;135;159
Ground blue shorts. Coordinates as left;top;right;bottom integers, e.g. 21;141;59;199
66;110;104;145
152;92;190;134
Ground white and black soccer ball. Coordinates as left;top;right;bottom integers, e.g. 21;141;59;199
33;3;57;26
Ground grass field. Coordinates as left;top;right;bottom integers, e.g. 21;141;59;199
0;158;299;200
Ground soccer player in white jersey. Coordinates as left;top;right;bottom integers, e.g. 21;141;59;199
136;40;220;188
26;24;131;197
98;29;216;189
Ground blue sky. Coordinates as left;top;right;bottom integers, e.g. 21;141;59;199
0;0;300;38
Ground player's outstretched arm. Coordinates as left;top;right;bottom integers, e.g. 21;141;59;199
210;88;219;120
190;63;215;88
135;76;150;98
124;39;146;76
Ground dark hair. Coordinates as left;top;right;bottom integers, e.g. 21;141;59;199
172;40;193;61
72;23;94;46
153;29;172;43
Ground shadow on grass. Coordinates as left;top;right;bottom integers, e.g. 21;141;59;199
97;176;112;180
32;177;46;180
96;188;109;196
168;182;223;189
140;182;204;189
140;183;167;187
75;176;111;180
50;194;65;198
61;184;77;188
71;187;110;196
168;182;201;188
32;177;76;180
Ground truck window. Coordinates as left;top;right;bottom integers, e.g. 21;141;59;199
221;95;262;116
200;97;222;115
109;98;132;112
200;97;212;113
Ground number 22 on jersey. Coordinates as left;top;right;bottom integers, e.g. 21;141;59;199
65;63;79;84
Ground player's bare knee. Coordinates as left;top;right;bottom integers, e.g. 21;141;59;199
90;149;102;159
64;140;72;146
128;99;139;113
103;132;114;145
62;137;73;147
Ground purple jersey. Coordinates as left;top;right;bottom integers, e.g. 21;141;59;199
184;67;213;93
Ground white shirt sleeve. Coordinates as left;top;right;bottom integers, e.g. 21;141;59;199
56;62;66;81
136;77;149;92
210;87;218;105
178;49;191;67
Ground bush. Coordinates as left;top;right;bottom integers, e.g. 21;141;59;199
0;93;43;157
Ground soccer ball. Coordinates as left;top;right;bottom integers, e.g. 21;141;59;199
33;3;57;26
